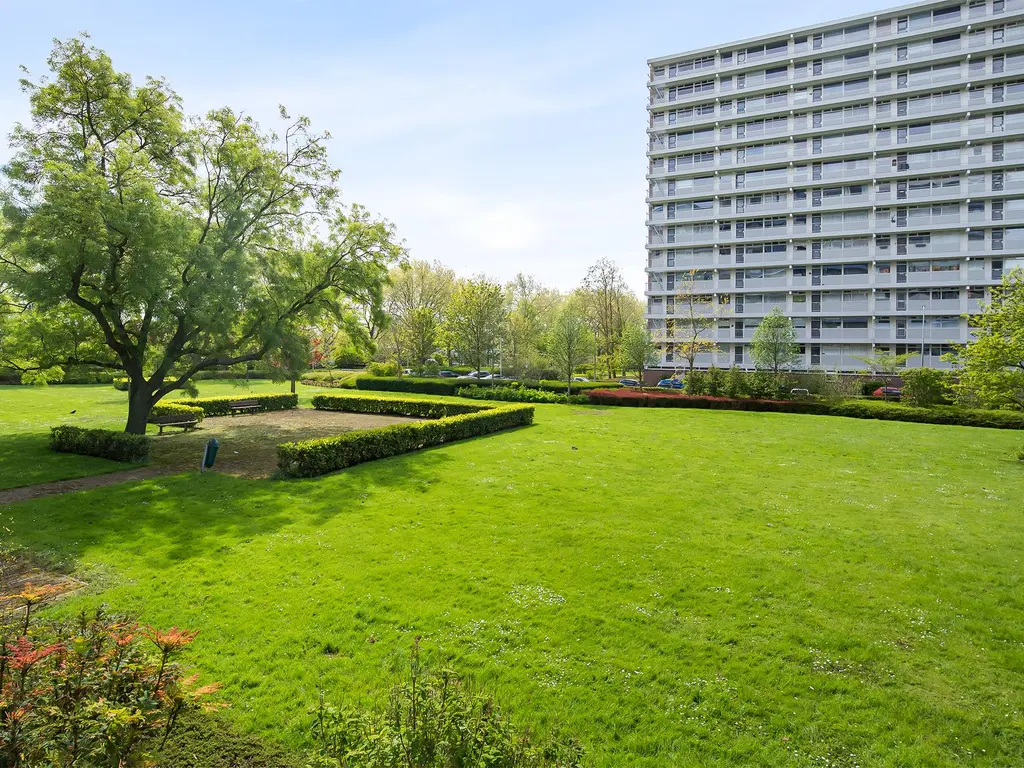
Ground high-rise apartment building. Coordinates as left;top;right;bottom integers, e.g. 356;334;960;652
646;0;1024;371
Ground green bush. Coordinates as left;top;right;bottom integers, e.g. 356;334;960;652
164;393;297;416
900;368;953;407
686;370;707;395
355;376;461;396
279;402;535;477
312;394;482;419
536;380;621;394
706;366;725;396
113;377;129;391
457;385;589;405
725;366;747;399
150;402;205;425
367;361;400;377
585;389;1024;430
61;368;115;384
21;366;64;386
50;425;152;462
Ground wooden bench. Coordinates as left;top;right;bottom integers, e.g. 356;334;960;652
149;414;199;435
227;399;261;416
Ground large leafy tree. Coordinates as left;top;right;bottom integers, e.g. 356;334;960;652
441;277;506;372
0;37;403;432
949;270;1024;409
504;273;563;377
380;260;454;368
545;303;594;394
580;258;640;379
750;308;800;376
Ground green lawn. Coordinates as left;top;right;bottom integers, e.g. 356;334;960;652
2;387;1024;766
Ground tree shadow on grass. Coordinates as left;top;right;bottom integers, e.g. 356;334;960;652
0;432;134;491
0;436;473;570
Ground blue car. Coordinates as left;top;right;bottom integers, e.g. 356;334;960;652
656;377;683;389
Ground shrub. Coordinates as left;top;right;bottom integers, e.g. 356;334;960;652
150;401;205;425
791;369;828;396
164;393;297;417
536;380;622;394
725;366;747;399
61;368;115;385
312;394;482;419
822;373;861;403
860;378;885;396
308;642;585;768
0;605;215;767
113;377;130;391
367;361;399;377
279;402;535;477
457;385;589;405
686;370;707;395
50;425;152;462
706;366;725;397
355;376;461;396
901;368;953;407
585;389;1024;429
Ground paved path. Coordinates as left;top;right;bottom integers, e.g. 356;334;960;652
0;468;170;505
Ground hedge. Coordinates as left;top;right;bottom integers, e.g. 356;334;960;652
279;399;534;477
535;380;623;394
585;389;1024;429
150;402;205;425
50;425;152;462
354;376;462;396
163;393;297;417
456;386;589;405
312;394;484;419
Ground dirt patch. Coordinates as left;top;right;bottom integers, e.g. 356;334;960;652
0;554;85;607
0;468;169;505
149;408;419;479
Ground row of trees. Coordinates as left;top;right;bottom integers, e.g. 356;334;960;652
365;258;644;381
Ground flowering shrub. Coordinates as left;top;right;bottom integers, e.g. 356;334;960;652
0;604;217;766
308;640;585;768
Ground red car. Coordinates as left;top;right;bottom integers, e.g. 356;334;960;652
872;386;902;399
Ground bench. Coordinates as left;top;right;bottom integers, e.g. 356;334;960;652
149;414;199;435
228;399;261;416
790;388;811;400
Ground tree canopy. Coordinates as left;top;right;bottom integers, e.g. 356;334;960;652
0;37;404;431
949;270;1024;409
750;308;800;375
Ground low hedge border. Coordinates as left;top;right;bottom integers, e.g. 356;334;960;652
164;393;297;417
279;397;534;477
456;386;589;405
150;402;206;425
50;425;151;462
349;376;624;397
585;389;1024;429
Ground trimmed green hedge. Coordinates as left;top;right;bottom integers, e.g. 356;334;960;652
536;380;623;394
50;425;151;462
164;393;297;417
355;376;462;396
150;402;205;425
113;378;129;391
457;386;589;405
312;394;481;418
585;389;1024;429
279;399;534;477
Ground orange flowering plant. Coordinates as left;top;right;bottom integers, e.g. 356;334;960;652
0;606;218;766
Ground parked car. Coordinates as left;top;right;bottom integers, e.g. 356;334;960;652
438;370;459;378
619;378;641;387
401;368;415;376
572;376;590;382
872;386;902;399
657;378;683;389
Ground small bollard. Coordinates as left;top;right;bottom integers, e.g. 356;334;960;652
201;438;219;473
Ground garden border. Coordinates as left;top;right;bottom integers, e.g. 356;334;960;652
277;395;535;477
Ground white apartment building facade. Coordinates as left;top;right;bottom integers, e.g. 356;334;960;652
646;0;1024;371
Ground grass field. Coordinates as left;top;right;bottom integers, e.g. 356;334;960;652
1;385;1024;765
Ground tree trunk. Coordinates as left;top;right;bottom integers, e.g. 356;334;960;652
291;378;297;394
125;382;154;435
